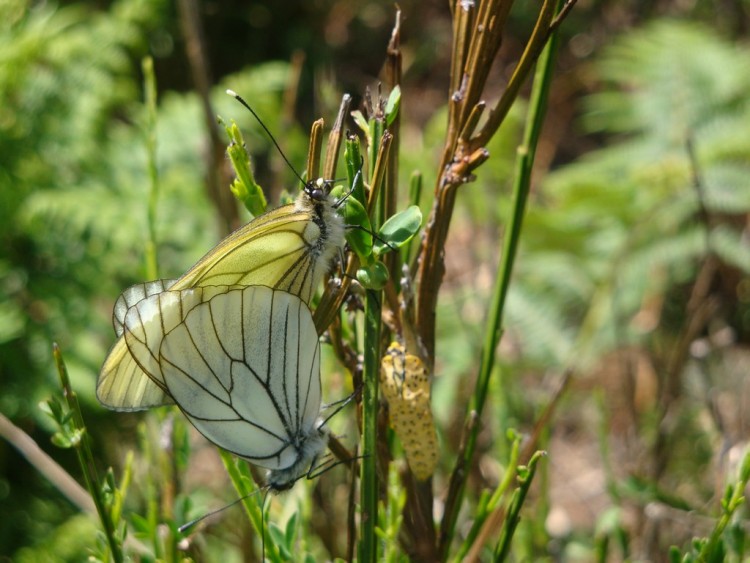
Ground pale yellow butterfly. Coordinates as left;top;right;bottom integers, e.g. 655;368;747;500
97;179;344;410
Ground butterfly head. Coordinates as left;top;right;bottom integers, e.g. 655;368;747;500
305;177;334;203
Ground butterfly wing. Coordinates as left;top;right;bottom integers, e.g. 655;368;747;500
98;280;178;410
177;202;328;304
96;346;174;411
113;279;178;337
125;286;321;469
99;285;233;410
97;194;342;411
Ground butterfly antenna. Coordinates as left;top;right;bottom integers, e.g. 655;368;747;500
226;89;308;188
178;491;260;533
332;164;364;209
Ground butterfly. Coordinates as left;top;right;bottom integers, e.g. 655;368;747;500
120;284;329;490
97;178;345;411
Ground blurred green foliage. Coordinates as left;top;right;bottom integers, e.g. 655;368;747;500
434;18;750;561
507;20;750;368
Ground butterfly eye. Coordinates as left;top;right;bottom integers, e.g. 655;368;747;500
306;177;329;202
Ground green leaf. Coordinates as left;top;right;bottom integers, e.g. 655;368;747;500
740;451;750;482
268;523;290;559
129;514;150;536
51;433;73;449
284;512;298;548
408;170;422;208
40;399;61;422
357;262;389;290
351;110;371;144
331;185;373;260
373;206;422;256
385;86;401;127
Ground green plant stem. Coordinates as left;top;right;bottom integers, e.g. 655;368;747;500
142;56;159;281
53;344;123;563
359;126;393;563
453;434;521;562
438;5;564;557
480;1;560;429
493;451;547;562
220;450;283;563
700;451;750;561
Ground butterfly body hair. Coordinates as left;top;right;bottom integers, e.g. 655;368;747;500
266;421;329;491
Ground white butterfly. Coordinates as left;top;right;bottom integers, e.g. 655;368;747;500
97;178;345;411
121;284;329;490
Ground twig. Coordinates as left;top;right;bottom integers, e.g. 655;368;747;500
0;411;95;514
436;1;567;554
53;344;123;563
493;451;547;561
177;0;238;233
142;56;159;280
359;131;393;563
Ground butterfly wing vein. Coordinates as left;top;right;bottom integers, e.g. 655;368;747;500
97;197;341;411
122;286;321;470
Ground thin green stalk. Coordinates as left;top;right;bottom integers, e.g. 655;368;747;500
359;288;381;563
379;463;406;563
439;4;565;557
477;0;561;433
220;450;283;563
453;434;521;562
359;127;392;563
142;56;159;281
53;344;123;563
700;451;750;561
493;451;547;562
359;144;385;562
137;420;160;559
142;60;183;561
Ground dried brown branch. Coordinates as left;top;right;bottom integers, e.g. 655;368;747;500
382;8;403;318
323;94;352;179
177;0;238;234
472;0;557;148
0;412;95;513
306;118;326;181
414;0;577;365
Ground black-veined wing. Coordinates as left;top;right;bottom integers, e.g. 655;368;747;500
97;183;344;411
113;279;177;337
122;285;328;486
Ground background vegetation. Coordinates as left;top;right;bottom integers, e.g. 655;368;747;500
1;0;749;561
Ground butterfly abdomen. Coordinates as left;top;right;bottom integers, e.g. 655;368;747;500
266;421;330;491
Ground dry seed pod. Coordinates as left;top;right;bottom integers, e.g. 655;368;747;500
380;342;438;480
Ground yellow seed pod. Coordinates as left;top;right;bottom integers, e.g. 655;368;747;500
380;342;438;480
